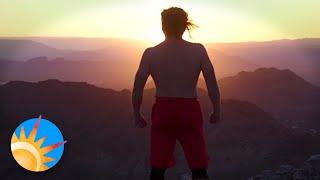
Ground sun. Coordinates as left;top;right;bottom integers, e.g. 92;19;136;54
11;115;66;172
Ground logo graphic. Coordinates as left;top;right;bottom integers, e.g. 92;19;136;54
11;115;66;172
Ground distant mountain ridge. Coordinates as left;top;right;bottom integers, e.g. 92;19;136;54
0;38;145;62
0;56;138;90
209;38;320;85
1;37;319;86
210;38;320;63
218;67;320;130
0;52;257;89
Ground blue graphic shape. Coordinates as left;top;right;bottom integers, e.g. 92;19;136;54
14;117;65;168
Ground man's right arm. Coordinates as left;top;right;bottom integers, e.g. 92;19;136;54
199;44;221;123
132;48;151;127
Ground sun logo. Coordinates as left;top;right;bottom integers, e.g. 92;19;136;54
11;115;66;172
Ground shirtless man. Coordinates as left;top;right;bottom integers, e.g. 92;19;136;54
132;7;221;180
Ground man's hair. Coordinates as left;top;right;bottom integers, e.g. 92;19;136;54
161;7;197;38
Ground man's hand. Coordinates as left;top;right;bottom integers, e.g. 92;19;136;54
134;114;147;128
209;112;221;124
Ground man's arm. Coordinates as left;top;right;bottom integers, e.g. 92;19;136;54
132;48;151;127
199;44;221;123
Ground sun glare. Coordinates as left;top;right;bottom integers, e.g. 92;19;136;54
36;0;289;44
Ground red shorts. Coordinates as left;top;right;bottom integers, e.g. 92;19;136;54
150;97;210;169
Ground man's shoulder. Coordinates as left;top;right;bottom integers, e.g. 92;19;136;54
144;42;164;55
183;41;204;50
191;42;205;49
144;42;161;51
150;41;165;50
143;46;155;56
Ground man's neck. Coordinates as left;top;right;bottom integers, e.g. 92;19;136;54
164;37;184;43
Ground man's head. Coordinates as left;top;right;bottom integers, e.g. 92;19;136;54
161;7;196;39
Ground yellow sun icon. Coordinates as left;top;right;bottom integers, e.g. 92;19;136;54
11;115;66;172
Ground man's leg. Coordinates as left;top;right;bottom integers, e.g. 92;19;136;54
150;101;176;169
150;168;166;180
177;101;210;179
191;168;209;180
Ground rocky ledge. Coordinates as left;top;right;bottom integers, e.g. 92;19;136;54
249;154;320;180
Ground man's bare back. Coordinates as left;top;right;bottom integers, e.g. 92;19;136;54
132;39;221;127
144;39;203;97
135;39;219;98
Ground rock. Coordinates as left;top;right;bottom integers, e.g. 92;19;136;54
248;174;266;180
249;154;320;180
269;174;282;180
276;164;296;179
261;170;273;176
305;154;320;173
292;168;309;180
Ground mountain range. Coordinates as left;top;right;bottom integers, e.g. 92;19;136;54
0;79;319;180
217;68;320;130
1;38;319;88
209;38;320;85
0;37;319;179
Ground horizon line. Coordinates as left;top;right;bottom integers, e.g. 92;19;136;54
0;35;319;44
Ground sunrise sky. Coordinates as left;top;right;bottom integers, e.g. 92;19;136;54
1;0;319;43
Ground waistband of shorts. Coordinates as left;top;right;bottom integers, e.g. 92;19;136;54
155;96;198;103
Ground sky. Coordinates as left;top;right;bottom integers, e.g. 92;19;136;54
1;0;319;43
